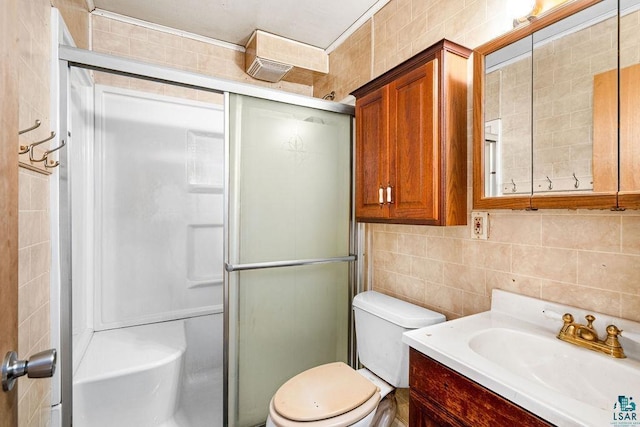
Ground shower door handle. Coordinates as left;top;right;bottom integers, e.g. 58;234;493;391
2;348;57;392
225;255;356;272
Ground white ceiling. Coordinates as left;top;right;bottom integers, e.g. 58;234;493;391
91;0;388;50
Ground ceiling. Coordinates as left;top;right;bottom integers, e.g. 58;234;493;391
91;0;388;50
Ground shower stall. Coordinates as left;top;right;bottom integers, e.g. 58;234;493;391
51;13;356;427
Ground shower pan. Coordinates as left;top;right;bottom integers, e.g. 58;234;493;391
52;20;355;427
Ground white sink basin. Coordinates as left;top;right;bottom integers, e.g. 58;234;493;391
468;327;640;412
403;290;640;427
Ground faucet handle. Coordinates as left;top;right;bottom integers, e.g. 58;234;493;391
585;314;596;328
604;325;626;358
606;324;622;338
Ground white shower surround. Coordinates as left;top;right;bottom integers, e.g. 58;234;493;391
68;82;225;426
92;85;224;330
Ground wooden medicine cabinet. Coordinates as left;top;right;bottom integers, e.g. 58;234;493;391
474;0;640;210
352;39;471;225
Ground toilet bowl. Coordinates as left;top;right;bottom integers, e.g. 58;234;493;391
266;291;445;427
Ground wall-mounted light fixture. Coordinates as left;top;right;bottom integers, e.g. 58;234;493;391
510;0;537;27
511;0;573;28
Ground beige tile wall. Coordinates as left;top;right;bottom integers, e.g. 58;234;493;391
370;210;640;322
17;0;54;425
18;0;54;174
51;0;90;50
314;23;372;101
315;0;640;326
17;169;52;427
314;0;514;99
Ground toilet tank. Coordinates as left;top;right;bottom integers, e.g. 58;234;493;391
353;291;445;388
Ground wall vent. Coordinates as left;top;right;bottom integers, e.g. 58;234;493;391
246;57;293;83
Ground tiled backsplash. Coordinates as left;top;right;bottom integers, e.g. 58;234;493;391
369;211;640;322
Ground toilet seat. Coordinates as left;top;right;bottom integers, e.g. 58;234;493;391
269;390;380;427
269;362;381;427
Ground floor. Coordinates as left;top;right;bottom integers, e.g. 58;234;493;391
395;388;410;426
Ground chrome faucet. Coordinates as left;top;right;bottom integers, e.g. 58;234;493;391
557;313;626;358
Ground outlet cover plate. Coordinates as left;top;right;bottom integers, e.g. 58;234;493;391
471;211;489;240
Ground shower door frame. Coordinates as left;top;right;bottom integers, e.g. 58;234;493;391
56;45;359;427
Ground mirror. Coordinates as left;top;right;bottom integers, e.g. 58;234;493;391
532;0;617;195
484;36;533;198
474;0;626;209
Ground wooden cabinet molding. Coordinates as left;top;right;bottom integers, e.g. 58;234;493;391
352;39;471;226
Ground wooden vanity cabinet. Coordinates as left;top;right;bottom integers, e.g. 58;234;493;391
352;39;470;225
409;349;553;427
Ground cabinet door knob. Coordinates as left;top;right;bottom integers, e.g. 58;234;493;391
379;185;385;206
387;184;393;204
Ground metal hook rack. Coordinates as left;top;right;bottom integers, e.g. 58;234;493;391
17;118;62;170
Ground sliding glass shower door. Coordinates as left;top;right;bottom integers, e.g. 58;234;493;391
226;94;353;427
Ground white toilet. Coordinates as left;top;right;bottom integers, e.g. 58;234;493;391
266;291;446;427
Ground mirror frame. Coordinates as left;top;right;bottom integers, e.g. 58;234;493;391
473;0;619;210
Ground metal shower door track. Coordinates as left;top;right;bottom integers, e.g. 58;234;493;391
57;45;355;116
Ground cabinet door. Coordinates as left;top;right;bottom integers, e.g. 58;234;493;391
410;391;463;427
389;60;439;221
355;86;390;219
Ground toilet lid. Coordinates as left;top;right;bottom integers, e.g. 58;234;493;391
273;362;378;422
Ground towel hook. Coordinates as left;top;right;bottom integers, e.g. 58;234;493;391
510;179;517;193
42;139;65;169
546;176;553;190
28;132;56;162
18;120;41;135
572;173;580;189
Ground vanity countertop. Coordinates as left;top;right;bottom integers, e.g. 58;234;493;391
403;290;640;427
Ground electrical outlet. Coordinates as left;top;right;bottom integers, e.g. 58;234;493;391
471;211;489;240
